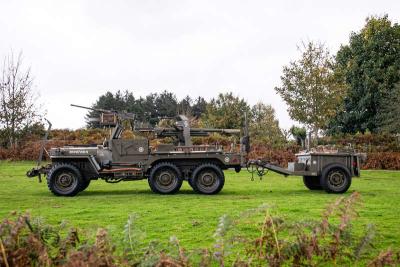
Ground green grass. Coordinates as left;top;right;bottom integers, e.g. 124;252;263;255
0;161;399;253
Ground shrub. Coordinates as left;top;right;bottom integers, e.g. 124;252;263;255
1;193;399;266
362;152;400;170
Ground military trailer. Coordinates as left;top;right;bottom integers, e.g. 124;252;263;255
27;105;249;196
247;149;364;193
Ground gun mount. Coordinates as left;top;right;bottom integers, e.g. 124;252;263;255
136;115;241;146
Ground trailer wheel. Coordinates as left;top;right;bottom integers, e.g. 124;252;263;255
320;164;352;194
303;176;322;190
47;164;83;196
190;164;225;194
148;162;182;194
80;179;91;192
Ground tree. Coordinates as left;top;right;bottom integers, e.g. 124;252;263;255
290;126;307;147
378;82;400;133
330;15;400;133
138;93;158;125
178;95;192;116
275;41;347;138
0;52;41;148
250;103;285;147
154;90;178;118
203;92;250;129
192;96;207;118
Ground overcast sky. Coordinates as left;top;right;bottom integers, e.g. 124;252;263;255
0;0;398;129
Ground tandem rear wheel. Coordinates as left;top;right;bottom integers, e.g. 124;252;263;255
190;163;225;194
148;162;183;194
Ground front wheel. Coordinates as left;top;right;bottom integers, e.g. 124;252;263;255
47;164;83;196
148;162;182;194
190;164;225;194
320;164;352;194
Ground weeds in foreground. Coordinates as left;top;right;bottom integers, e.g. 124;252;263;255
0;192;399;266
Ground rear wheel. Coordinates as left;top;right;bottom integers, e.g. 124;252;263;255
320;164;352;194
303;176;322;190
148;162;182;194
47;164;83;196
190;164;225;194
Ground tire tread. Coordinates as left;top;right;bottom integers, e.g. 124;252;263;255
148;162;182;194
46;163;83;196
320;164;352;194
190;163;225;194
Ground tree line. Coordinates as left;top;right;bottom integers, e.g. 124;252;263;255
276;15;400;136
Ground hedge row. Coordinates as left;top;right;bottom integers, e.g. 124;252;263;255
1;131;400;170
318;133;400;152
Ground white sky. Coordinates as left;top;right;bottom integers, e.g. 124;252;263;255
0;0;399;129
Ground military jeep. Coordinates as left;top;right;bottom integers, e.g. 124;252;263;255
27;105;249;196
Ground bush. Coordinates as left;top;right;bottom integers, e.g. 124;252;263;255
248;144;299;167
319;133;400;152
362;152;400;170
1;193;399;266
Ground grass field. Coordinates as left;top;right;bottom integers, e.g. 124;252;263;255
1;161;399;255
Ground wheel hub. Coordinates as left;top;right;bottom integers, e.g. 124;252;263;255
57;173;73;187
200;173;215;186
194;168;222;194
158;172;173;185
329;171;344;187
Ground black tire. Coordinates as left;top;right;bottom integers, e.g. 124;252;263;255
303;176;323;190
320;164;352;194
190;163;225;194
47;163;83;196
80;179;91;192
148;162;183;194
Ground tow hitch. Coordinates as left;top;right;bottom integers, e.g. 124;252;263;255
26;119;52;182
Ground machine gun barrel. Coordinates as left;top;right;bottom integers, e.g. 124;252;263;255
191;128;241;134
71;104;135;120
136;127;240;136
71;104;115;114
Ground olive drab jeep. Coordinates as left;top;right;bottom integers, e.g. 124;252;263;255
27;104;250;196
